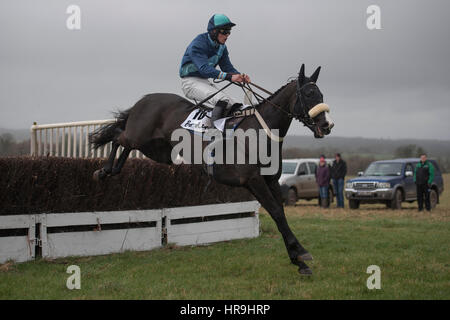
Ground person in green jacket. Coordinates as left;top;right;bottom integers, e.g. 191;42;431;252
414;153;435;211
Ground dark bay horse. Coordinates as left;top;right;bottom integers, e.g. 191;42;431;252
89;64;334;275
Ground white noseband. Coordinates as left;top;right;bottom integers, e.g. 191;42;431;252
308;103;330;118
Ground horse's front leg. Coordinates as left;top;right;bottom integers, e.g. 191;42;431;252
246;175;313;275
265;176;313;261
264;175;285;207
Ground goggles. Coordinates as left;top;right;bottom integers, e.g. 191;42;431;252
218;29;231;35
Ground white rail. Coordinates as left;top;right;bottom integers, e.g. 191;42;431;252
0;201;260;262
30;119;145;159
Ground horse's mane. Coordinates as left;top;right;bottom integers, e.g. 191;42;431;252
256;80;296;106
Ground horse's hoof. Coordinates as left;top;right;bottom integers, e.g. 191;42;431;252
93;169;106;181
298;267;313;275
297;252;313;262
93;170;100;181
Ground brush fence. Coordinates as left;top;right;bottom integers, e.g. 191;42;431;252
30;120;145;159
0;201;260;263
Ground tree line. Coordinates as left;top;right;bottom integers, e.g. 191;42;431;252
1;133;449;173
0;134;29;156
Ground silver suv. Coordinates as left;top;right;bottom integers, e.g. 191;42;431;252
279;158;334;206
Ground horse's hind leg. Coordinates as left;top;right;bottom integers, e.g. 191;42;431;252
111;147;132;175
104;142;120;173
93;142;120;181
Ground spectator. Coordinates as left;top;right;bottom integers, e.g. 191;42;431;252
414;153;435;212
331;153;347;208
315;155;331;208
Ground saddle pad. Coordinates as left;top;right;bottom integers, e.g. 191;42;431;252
180;109;213;133
180;105;251;133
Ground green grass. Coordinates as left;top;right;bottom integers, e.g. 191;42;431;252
2;174;450;299
1;208;449;299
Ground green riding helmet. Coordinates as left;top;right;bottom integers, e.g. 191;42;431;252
207;14;236;32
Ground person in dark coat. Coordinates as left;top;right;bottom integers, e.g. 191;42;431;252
331;153;347;208
315;155;331;208
414;153;435;211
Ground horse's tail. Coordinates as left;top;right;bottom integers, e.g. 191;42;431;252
89;109;129;149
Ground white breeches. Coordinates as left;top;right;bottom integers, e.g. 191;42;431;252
181;77;237;109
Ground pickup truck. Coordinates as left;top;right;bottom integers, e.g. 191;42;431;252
345;158;444;209
279;158;334;206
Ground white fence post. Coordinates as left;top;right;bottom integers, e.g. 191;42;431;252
30;122;38;156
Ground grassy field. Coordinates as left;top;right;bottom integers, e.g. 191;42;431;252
1;176;449;300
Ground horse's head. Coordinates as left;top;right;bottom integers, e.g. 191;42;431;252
292;64;334;138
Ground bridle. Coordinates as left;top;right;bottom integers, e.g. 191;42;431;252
236;80;322;129
293;81;321;127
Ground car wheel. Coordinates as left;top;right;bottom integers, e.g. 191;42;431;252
285;188;297;206
389;189;402;210
349;199;360;209
430;189;438;209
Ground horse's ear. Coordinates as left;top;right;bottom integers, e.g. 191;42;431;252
298;64;305;84
310;66;321;83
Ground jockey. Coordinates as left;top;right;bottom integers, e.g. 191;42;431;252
179;14;251;124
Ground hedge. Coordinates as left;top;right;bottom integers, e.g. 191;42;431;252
0;157;254;215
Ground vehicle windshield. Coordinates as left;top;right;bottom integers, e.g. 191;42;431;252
282;162;297;174
364;163;403;176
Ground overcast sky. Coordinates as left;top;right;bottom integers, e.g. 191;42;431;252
1;0;449;140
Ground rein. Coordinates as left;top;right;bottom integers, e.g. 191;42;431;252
247;82;273;96
236;81;328;134
191;78;323;135
194;80;234;109
234;81;317;126
233;82;295;118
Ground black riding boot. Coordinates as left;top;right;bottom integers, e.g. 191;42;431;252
210;100;228;126
229;103;243;115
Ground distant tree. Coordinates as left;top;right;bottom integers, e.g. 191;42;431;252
345;155;376;175
416;146;427;157
0;134;30;156
0;133;15;156
394;144;416;158
283;148;319;159
15;140;30;155
282;147;375;175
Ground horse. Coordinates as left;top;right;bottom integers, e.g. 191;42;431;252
89;64;334;275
